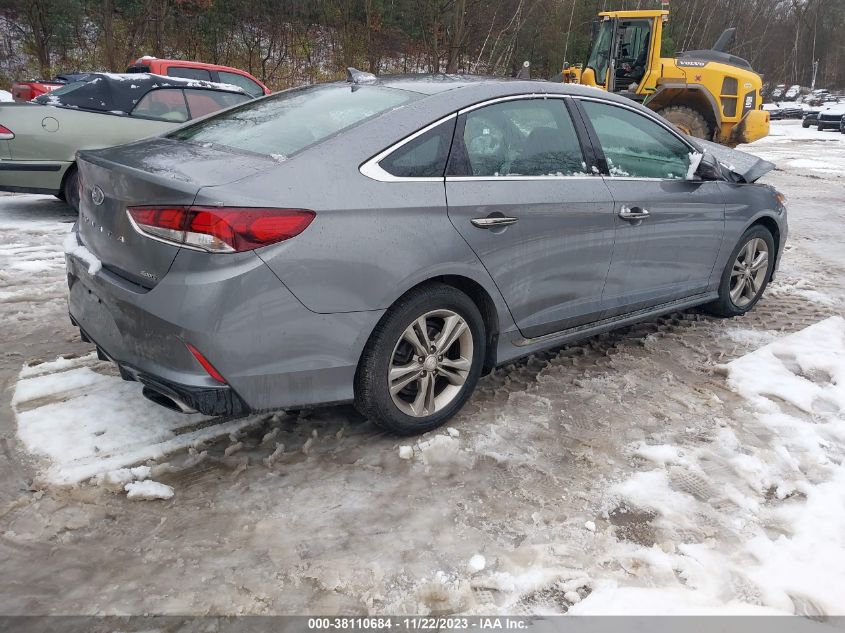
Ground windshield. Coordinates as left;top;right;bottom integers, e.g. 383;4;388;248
169;84;419;158
586;20;614;86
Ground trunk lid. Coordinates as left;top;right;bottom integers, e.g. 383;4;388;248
76;139;276;288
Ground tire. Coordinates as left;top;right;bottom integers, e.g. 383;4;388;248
656;105;711;140
354;283;485;435
63;165;80;211
802;119;810;128
705;225;775;318
817;123;825;132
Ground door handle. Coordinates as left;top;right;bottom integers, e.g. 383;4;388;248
471;216;519;229
618;205;650;221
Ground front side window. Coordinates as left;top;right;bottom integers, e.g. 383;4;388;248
379;119;455;178
580;100;691;179
169;84;419;158
131;88;189;122
167;67;212;81
218;71;264;97
450;98;586;177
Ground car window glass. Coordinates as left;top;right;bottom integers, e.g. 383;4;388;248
167;67;212;81
458;99;586;177
219;71;264;97
184;89;249;118
379;119;455;178
169;84;419;158
131;88;189;122
580;100;691;179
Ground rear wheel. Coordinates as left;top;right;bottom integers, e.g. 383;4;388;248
354;283;485;435
62;165;80;211
705;226;775;317
656;105;711;140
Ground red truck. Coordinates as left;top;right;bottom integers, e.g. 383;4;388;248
11;58;269;102
126;57;270;97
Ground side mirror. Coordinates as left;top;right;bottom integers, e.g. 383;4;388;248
695;152;723;181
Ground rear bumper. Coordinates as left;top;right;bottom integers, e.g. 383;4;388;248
65;230;384;414
72;317;249;416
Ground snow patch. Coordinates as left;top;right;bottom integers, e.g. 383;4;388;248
63;231;101;275
125;480;174;500
13;356;266;485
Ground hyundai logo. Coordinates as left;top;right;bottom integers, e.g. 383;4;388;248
91;185;105;206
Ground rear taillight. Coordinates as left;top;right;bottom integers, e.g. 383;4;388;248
0;125;14;140
126;206;315;253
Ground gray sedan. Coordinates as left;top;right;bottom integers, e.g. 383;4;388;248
65;73;787;434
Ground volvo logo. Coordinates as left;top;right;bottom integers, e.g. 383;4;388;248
91;185;105;206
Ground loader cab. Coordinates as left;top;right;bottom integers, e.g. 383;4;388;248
583;11;664;97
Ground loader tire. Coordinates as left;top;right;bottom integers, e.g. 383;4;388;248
656;105;711;140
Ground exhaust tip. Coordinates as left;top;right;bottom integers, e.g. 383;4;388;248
142;386;197;414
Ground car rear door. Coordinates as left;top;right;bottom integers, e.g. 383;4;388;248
444;95;616;339
573;98;726;317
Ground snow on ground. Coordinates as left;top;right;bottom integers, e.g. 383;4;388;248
570;317;845;615
738;118;845;176
12;353;269;485
0;121;844;615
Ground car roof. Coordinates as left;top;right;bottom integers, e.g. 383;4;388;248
345;73;629;103
33;72;247;114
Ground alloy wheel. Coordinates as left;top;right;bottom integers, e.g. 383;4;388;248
388;309;474;417
730;237;769;308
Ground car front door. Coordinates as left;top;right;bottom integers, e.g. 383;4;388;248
444;96;616;339
574;98;726;316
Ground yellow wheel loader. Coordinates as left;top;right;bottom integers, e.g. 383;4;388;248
559;10;769;145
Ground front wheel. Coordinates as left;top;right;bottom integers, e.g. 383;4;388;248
705;226;775;318
354;284;485;435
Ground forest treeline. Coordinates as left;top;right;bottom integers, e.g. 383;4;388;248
1;0;842;91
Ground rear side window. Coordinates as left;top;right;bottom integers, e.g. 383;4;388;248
219;71;264;97
450;98;586;177
169;84;419;158
379;119;455;178
131;88;189;122
580;100;692;179
184;89;249;118
167;67;212;81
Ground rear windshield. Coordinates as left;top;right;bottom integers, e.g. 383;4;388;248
35;80;87;99
168;84;418;158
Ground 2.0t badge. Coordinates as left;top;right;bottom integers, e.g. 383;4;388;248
91;185;105;206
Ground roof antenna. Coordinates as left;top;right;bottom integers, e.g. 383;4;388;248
346;67;377;85
516;61;531;80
